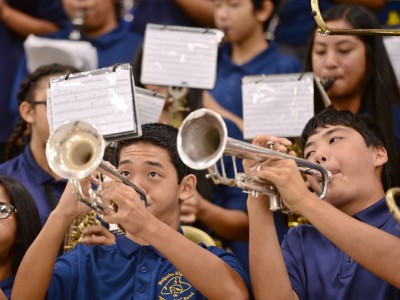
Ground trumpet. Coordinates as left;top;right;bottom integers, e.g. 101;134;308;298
46;120;148;235
386;187;400;224
177;109;332;211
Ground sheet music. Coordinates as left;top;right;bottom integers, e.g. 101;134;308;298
24;34;98;73
141;24;223;89
242;73;314;139
135;87;166;124
384;36;400;84
48;66;139;140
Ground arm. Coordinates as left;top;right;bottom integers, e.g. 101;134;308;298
0;1;61;37
180;190;249;241
332;0;386;11
12;182;91;300
102;182;249;300
0;289;7;300
174;0;215;27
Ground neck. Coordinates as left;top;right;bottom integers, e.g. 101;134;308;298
83;19;118;39
29;137;61;180
0;261;12;281
230;31;268;65
330;94;362;114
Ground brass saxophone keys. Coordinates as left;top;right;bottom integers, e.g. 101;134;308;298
167;86;190;128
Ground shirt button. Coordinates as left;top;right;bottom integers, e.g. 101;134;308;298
346;257;353;263
139;286;145;293
141;266;147;272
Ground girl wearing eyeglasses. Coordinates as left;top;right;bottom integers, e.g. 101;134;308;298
0;175;41;300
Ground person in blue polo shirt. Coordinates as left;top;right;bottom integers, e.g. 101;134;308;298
12;123;252;300
0;175;41;300
246;108;400;299
0;0;69;163
0;64;79;227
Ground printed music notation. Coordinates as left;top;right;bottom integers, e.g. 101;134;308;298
141;24;224;89
242;72;315;139
135;87;166;124
383;36;400;85
47;66;140;140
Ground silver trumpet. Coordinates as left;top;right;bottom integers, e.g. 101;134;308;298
46;120;148;235
177;109;332;211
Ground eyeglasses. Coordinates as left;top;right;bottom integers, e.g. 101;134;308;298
31;100;47;106
0;203;17;219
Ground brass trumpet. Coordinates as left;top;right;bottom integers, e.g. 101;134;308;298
177;109;332;211
46;120;148;235
386;187;400;224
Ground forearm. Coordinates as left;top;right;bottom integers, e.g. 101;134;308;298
0;3;60;37
12;211;72;300
197;200;249;241
248;196;297;300
300;199;400;288
0;290;7;300
146;221;249;299
174;0;215;27
332;0;386;11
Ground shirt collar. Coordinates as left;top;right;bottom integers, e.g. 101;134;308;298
23;145;56;184
353;197;391;228
116;227;185;258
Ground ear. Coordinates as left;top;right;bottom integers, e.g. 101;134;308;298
178;174;197;202
19;101;35;124
373;145;388;168
256;0;274;24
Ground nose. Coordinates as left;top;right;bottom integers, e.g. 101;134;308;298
324;49;339;69
314;146;329;165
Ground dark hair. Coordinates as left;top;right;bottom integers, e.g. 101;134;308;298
5;64;80;160
0;175;41;274
113;123;193;183
300;108;393;190
303;4;400;187
252;0;281;31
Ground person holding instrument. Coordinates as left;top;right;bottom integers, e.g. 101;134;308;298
12;123;251;300
0;175;41;300
246;108;400;299
304;4;400;186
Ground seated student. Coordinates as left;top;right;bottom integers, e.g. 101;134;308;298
12;123;251;300
0;175;41;300
304;4;400;186
0;64;79;226
246;108;400;299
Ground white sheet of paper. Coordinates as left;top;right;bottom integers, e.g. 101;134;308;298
135;87;166;124
141;24;223;89
24;34;98;73
242;72;314;139
384;36;400;84
48;68;137;137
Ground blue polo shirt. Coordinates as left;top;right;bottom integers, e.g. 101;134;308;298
0;145;66;226
0;274;15;300
210;42;301;119
47;231;251;299
0;0;68;149
9;22;143;119
282;198;400;300
128;0;199;36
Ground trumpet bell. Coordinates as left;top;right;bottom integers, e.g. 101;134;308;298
46;121;105;179
177;109;227;170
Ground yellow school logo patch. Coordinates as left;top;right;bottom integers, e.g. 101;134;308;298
158;271;194;299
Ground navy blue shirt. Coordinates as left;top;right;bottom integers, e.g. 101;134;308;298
0;0;68;147
0;274;15;300
282;198;400;300
0;145;66;226
210;42;302;119
128;0;200;37
47;231;251;299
